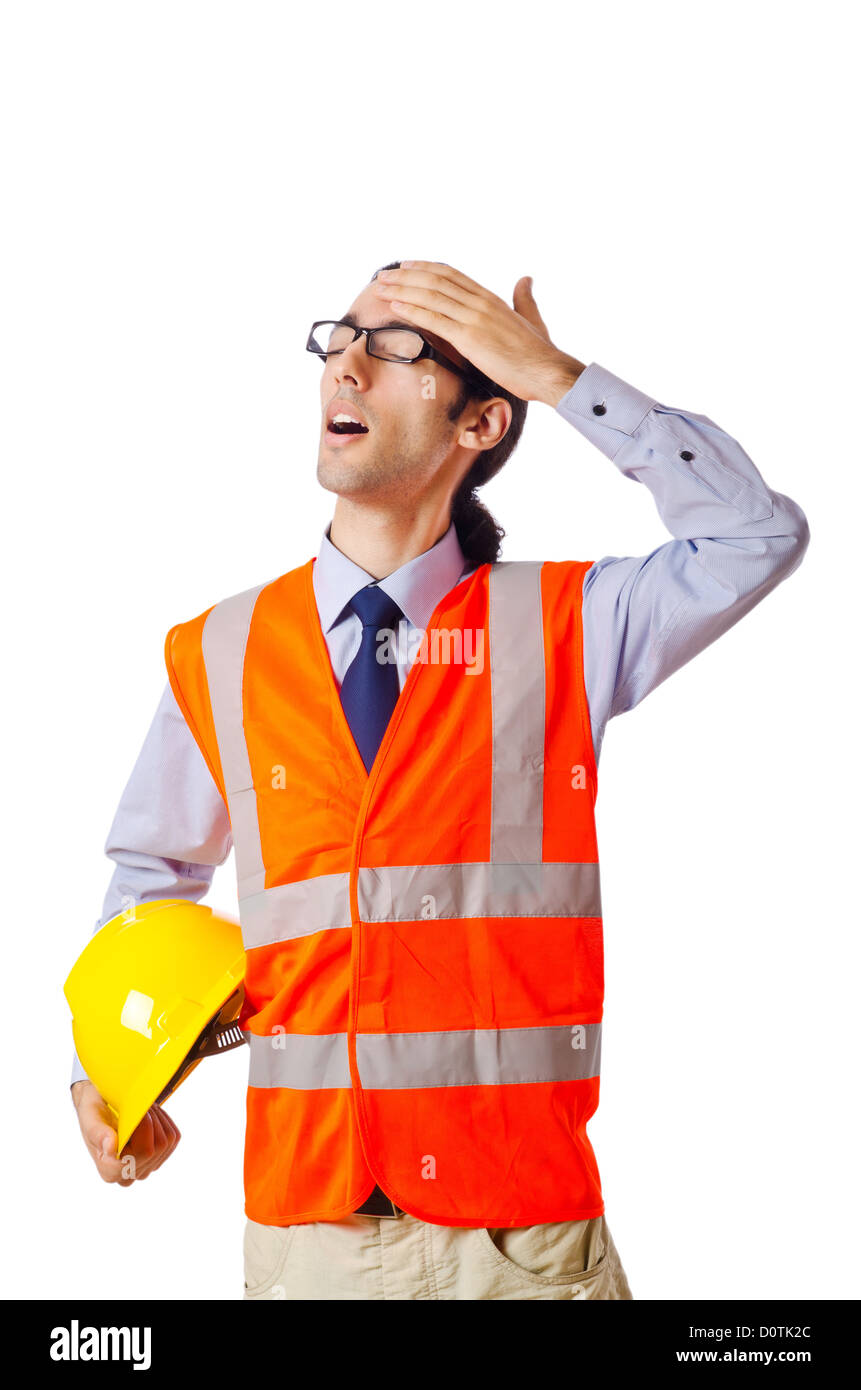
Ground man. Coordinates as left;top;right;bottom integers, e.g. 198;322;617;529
71;260;809;1300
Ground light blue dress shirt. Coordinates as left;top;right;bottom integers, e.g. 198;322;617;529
70;362;809;1084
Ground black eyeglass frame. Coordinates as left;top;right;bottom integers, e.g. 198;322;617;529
306;320;493;395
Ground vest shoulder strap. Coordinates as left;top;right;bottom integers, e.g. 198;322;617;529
164;566;287;805
165;603;229;806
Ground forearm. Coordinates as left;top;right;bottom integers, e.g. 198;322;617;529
557;362;809;552
563;363;809;753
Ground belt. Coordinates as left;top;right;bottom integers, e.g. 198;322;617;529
354;1183;406;1219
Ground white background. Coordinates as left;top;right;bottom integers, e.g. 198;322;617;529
2;0;856;1301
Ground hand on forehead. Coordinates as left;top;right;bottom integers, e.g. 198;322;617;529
352;281;469;374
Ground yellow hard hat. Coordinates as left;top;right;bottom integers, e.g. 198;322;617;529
64;898;247;1154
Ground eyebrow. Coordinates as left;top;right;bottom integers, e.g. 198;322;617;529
339;312;418;332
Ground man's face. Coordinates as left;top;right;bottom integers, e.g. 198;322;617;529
316;279;477;506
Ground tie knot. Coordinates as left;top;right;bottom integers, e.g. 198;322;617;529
348;584;403;632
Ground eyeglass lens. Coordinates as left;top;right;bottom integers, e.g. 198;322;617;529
310;321;424;363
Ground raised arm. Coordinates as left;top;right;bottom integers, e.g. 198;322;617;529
555;363;810;762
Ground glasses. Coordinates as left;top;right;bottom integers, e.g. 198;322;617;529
306;320;490;392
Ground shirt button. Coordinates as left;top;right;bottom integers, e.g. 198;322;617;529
680;450;695;461
592;404;607;416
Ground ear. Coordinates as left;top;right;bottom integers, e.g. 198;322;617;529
457;396;512;452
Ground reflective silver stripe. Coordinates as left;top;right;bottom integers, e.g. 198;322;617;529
241;872;352;949
248;1030;352;1089
240;859;601;951
357;1023;601;1089
201;582;271;897
246;1024;600;1091
358;860;601;922
488;561;546;863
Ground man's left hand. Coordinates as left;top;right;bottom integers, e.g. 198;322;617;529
374;260;585;406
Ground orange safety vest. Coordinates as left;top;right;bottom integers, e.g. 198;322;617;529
165;556;605;1228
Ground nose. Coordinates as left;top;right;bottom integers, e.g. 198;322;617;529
332;331;371;388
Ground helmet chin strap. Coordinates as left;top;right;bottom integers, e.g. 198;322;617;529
196;1017;247;1058
154;989;248;1106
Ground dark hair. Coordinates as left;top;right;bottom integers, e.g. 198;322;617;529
371;261;528;565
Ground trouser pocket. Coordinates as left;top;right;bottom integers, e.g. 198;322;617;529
242;1218;298;1300
478;1215;618;1299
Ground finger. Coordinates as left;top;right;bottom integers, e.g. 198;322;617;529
76;1096;139;1185
134;1112;167;1178
396;261;491;302
82;1119;116;1162
121;1110;156;1180
376;280;480;328
377;290;478;341
78;1101;118;1157
92;1130;132;1185
377;265;483;314
376;299;466;347
137;1106;179;1178
134;1113;162;1180
157;1106;181;1145
145;1108;180;1174
513;276;551;339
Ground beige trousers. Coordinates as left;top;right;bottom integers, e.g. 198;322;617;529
243;1210;633;1301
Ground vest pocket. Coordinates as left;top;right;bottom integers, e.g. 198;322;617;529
243;1217;298;1298
478;1215;609;1292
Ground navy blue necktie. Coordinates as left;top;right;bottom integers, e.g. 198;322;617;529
339;583;408;1217
339;583;404;774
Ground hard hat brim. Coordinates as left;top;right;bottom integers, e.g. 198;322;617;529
111;972;245;1155
64;899;247;1156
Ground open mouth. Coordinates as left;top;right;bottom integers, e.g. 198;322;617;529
328;414;369;436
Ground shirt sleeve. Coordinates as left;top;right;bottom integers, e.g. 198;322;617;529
71;680;233;1086
555;362;811;765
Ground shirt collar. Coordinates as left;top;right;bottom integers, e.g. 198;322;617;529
313;518;470;635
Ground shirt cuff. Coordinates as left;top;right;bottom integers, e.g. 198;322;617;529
71;1049;90;1088
555;362;657;461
